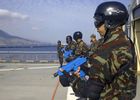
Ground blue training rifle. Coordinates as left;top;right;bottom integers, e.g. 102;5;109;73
53;56;87;78
61;47;73;59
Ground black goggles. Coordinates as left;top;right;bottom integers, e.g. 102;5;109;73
94;14;104;28
94;20;104;28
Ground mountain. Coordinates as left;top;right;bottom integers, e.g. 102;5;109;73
0;30;41;46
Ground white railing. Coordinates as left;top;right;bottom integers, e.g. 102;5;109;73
129;0;140;74
134;32;140;73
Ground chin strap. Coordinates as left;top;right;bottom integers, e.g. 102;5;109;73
103;28;111;43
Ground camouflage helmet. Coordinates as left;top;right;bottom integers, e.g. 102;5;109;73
94;1;129;29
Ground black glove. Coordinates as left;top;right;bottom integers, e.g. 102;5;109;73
80;78;104;100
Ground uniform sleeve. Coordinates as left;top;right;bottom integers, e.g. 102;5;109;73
89;45;133;83
109;46;133;75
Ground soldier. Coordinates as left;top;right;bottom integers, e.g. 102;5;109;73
58;35;76;88
57;40;72;87
90;34;99;52
59;33;89;90
57;40;63;67
73;31;90;76
72;31;89;100
65;35;76;62
73;31;89;56
79;1;137;100
65;35;76;51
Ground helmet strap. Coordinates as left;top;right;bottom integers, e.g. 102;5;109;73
103;28;111;43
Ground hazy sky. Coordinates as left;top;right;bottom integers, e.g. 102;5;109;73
0;0;131;44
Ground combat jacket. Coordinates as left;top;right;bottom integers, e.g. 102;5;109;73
57;45;64;58
65;41;76;51
90;41;99;52
65;41;76;62
74;40;89;56
89;29;137;100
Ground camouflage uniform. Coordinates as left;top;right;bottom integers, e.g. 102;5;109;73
98;38;104;47
72;39;89;98
88;29;137;100
57;44;64;67
90;34;99;52
90;40;99;52
66;41;76;51
74;39;89;56
65;41;76;62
